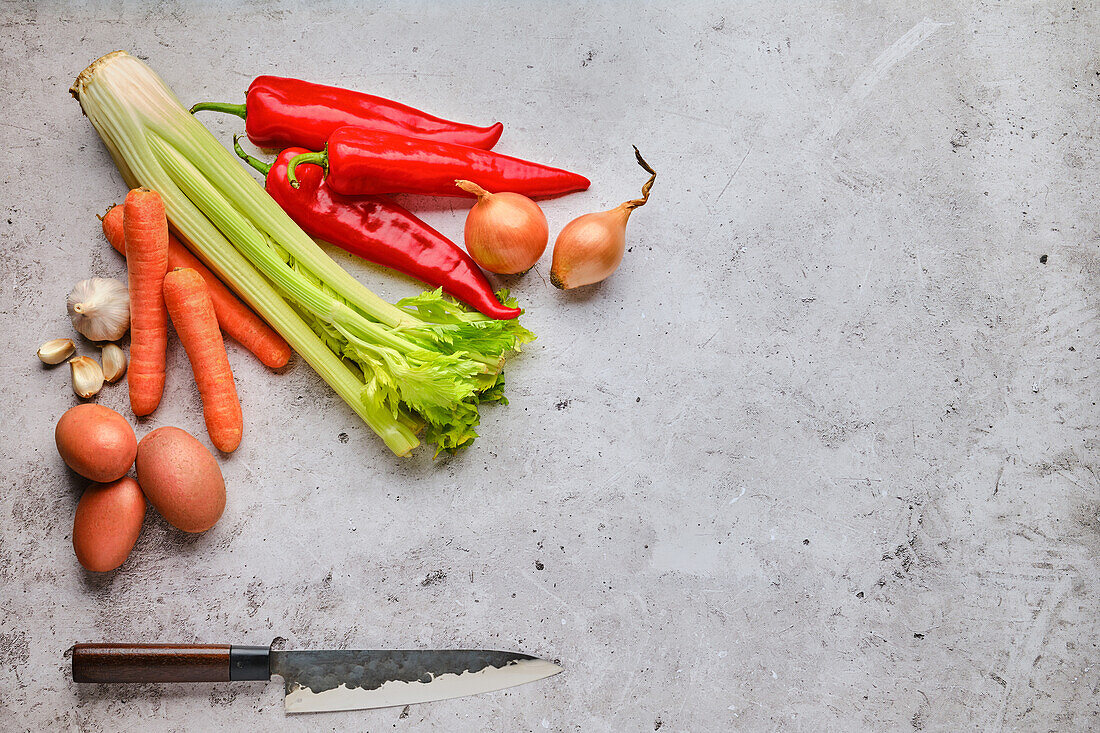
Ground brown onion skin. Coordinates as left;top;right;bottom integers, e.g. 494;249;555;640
459;181;548;274
550;205;632;289
550;146;656;290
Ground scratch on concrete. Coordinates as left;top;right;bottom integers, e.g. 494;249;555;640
993;575;1074;732
715;143;754;204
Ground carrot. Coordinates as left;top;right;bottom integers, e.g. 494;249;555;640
102;205;291;369
163;268;244;452
124;189;169;416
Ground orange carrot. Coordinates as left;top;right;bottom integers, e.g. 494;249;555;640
124;189;169;416
102;205;291;369
163;268;244;452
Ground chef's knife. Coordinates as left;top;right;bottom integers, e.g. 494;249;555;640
70;643;561;713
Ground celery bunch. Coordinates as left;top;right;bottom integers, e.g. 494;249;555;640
72;52;532;456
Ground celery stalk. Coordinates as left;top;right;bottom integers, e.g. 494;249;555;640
72;51;532;455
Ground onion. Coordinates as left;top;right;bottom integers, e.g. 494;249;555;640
550;147;656;290
456;180;548;275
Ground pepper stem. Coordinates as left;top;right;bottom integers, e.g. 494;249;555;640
233;135;272;176
189;101;247;118
455;179;492;199
286;149;327;189
624;146;657;210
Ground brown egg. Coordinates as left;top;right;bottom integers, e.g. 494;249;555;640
136;426;225;533
73;477;146;572
55;404;137;482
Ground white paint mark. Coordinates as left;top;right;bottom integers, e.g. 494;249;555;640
819;18;952;141
846;18;951;103
717;650;728;658
771;670;778;679
541;719;550;729
993;575;1073;732
729;486;747;504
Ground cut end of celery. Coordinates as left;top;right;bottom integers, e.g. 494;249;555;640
70;49;129;100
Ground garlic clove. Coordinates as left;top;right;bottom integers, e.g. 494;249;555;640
101;343;127;383
67;277;131;342
37;338;76;365
70;356;105;399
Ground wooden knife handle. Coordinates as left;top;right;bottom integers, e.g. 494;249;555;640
72;643;232;683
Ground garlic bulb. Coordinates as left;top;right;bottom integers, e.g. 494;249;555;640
70;356;105;398
37;338;76;364
67;277;130;341
101;343;127;382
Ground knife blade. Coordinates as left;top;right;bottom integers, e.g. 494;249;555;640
70;643;562;713
272;648;561;713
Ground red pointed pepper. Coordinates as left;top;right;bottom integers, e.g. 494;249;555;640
286;127;590;199
234;137;520;321
192;75;503;151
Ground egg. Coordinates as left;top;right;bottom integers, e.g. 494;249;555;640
73;477;145;572
136;426;225;533
55;404;137;482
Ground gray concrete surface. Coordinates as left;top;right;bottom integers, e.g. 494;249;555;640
1;1;1097;730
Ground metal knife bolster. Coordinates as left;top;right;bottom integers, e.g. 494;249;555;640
229;645;271;681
